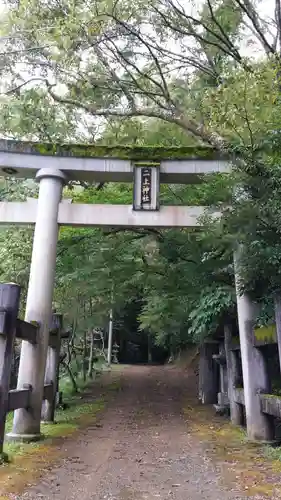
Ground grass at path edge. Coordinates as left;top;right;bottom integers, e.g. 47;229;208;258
0;372;122;499
183;399;281;498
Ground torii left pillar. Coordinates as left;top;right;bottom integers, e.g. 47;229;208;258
7;168;66;441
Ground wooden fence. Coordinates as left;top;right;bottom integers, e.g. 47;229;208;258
199;325;281;441
0;283;68;456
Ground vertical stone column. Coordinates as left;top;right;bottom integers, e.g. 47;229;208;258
8;168;66;441
198;341;219;404
219;343;227;394
274;296;281;375
213;341;229;413
224;325;244;425
234;251;274;441
107;309;113;366
41;313;63;424
0;283;21;457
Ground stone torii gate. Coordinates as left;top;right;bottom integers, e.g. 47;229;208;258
0;140;227;442
0;140;270;444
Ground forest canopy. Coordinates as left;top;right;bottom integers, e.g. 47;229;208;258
0;0;280;358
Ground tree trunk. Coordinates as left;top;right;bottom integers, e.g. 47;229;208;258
82;330;87;382
62;361;78;393
87;331;95;379
147;333;152;364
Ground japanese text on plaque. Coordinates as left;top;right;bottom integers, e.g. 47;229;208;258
141;167;152;206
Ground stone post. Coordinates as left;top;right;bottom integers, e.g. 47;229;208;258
234;251;274;441
41;313;63;424
198;341;219;404
8;168;66;441
107;309;113;366
224;325;244;425
0;283;21;457
213;341;229;413
274;296;281;375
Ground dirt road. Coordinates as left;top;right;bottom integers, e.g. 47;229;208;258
13;365;281;499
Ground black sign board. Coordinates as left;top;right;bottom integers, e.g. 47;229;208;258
140;167;152;207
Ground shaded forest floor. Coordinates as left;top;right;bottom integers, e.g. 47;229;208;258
1;365;281;499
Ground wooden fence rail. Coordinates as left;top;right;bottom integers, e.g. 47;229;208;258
232;389;281;420
7;387;31;412
259;394;281;418
15;319;39;344
232;388;245;406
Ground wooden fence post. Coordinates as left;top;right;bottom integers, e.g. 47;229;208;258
274;296;281;376
213;340;229;413
0;283;21;459
224;325;244;425
198;341;219;404
41;313;63;424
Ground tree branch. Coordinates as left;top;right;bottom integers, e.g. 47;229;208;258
234;0;275;55
3;77;47;95
46;80;227;149
275;0;281;55
161;0;243;64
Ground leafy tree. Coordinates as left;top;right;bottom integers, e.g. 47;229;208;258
1;0;281;359
0;0;278;148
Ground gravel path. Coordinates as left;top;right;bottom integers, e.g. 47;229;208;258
13;365;280;499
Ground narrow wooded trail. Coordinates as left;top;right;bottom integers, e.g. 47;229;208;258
12;366;281;499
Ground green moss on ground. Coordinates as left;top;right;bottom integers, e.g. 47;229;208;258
183;397;281;498
3;398;104;459
0;372;122;497
264;445;281;462
3;372;105;457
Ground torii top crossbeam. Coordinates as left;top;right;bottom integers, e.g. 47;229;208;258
0;141;229;183
0;140;227;228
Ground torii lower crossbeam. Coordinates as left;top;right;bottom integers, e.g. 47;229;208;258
0;201;217;228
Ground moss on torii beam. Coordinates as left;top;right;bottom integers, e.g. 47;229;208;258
0;140;226;161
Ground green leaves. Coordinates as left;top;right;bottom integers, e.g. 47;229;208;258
188;285;236;342
1;0;277;147
0;0;281;351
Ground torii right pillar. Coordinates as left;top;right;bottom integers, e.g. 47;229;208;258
234;250;274;442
